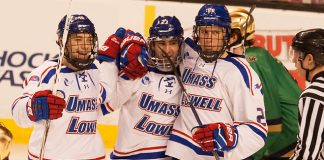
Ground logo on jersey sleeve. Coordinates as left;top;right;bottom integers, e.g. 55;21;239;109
182;68;217;89
247;56;257;62
141;76;150;85
29;75;40;82
254;83;263;95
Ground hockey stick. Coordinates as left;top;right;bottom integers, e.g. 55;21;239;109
39;0;73;159
242;4;256;53
157;46;220;160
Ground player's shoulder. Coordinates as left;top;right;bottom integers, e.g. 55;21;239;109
246;46;268;53
220;52;250;70
86;60;100;71
219;53;257;79
183;37;199;60
246;46;271;58
23;59;58;87
31;59;58;75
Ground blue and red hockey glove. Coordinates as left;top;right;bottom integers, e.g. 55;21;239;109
97;27;126;62
118;30;149;80
27;90;66;122
192;123;238;152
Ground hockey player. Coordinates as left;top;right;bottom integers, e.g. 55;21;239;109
97;16;183;159
289;28;324;160
163;4;267;160
11;14;114;159
112;4;267;159
229;8;301;159
116;4;267;160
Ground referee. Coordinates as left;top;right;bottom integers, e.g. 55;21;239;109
289;28;324;160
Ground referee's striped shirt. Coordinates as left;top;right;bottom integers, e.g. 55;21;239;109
291;71;324;160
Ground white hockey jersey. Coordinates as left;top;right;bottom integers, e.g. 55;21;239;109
11;59;116;160
165;42;268;160
108;69;181;159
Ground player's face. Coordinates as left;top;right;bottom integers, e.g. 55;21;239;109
153;37;180;61
65;33;94;60
290;48;306;77
197;26;226;52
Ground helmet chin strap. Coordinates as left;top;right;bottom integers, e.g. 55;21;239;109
228;40;244;54
299;58;316;82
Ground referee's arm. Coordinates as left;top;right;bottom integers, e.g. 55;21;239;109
291;95;324;160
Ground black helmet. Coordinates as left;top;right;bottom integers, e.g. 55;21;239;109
292;28;324;66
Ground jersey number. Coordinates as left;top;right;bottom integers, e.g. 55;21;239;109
257;108;266;126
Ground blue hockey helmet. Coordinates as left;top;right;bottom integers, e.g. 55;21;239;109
195;4;231;28
193;4;231;63
57;14;96;37
56;14;98;70
148;16;184;72
149;16;183;38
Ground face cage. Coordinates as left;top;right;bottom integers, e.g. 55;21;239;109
64;33;98;71
148;37;183;72
194;25;229;63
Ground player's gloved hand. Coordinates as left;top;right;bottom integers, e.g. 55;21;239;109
192;123;238;152
27;90;66;122
97;27;126;62
118;30;148;80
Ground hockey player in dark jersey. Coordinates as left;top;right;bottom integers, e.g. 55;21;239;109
229;8;301;159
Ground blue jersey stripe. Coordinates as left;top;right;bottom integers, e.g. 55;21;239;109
223;57;251;90
110;151;166;159
100;104;110;115
88;63;98;70
42;68;56;84
97;55;115;62
245;124;267;143
101;87;107;103
169;133;224;157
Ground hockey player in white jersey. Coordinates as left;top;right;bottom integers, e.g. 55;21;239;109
97;16;184;159
163;4;268;160
11;14;114;159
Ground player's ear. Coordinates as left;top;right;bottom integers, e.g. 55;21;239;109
305;53;316;69
228;30;239;45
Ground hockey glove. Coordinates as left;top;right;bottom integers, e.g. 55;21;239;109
97;27;126;62
27;90;66;122
192;123;238;152
118;31;148;80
